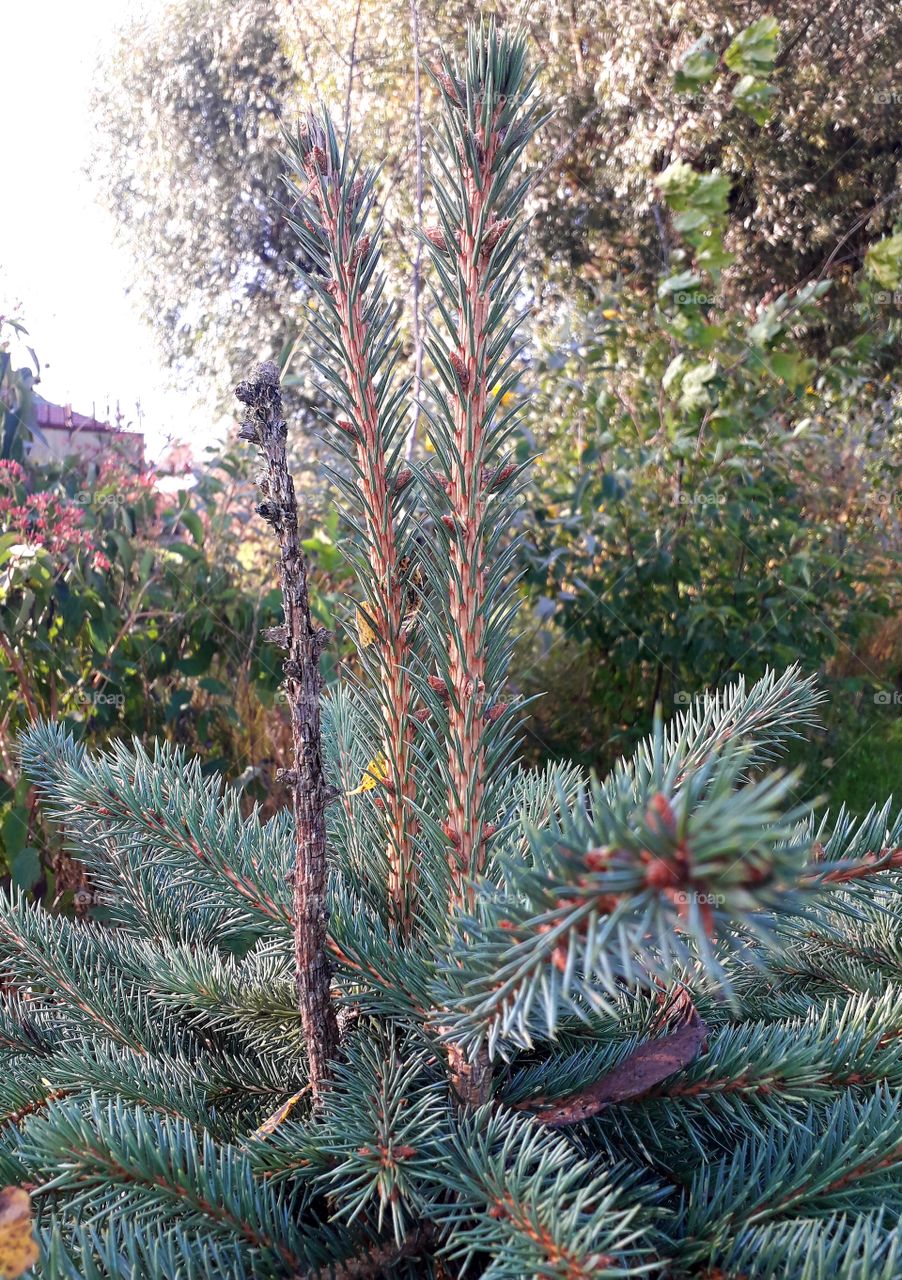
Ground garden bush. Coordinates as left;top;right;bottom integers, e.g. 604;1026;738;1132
0;443;343;897
515;39;902;766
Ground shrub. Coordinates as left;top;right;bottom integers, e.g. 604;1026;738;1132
0;448;300;895
516;112;902;765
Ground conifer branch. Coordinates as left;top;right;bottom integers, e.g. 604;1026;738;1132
236;361;338;1102
431;57;503;909
406;0;425;462
419;21;541;1107
284;114;419;934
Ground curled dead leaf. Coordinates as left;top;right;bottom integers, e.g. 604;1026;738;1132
528;1006;708;1127
347;754;390;796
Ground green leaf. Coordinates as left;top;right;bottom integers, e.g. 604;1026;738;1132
176;642;215;676
199;677;231;697
656;160;699;208
747;304;786;347
658;270;704;299
138;548;155;584
0;533;21;568
163;541;204;563
179;509;205;547
165;689;194;722
678;361;719;411
656;165;732;224
864;234;902;290
724;16;779;76
1;805;29;860
767;351;813;388
691;173;733;218
674;38;717;91
111;531;134;573
732;75;778;123
10;846;41;892
662;353;687;393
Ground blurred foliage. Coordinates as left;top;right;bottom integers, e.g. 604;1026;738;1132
515;59;902;766
90;0;305;405
527;0;902;341
516;294;901;765
0;438;352;903
56;2;902;797
0;316;42;462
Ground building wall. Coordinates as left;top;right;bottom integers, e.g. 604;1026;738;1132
29;425;145;467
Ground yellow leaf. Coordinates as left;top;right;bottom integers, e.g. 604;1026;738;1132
347;753;389;796
250;1089;308;1140
602;308;619;320
0;1187;38;1279
356;605;378;648
491;382;517;408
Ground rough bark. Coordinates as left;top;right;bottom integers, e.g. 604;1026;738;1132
236;360;338;1102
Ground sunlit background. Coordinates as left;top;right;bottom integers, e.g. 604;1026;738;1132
2;0;207;457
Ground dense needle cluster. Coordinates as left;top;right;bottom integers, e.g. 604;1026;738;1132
1;23;902;1280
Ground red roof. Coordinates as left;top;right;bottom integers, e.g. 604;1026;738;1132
34;399;141;439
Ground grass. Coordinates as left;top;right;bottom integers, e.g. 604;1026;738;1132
788;688;902;816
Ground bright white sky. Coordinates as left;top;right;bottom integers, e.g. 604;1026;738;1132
1;0;215;459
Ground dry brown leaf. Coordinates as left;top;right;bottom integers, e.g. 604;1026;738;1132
356;605;378;649
530;1007;708;1127
0;1187;38;1279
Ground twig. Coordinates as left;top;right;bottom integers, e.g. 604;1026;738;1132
804;846;902;886
236;361;338;1103
344;0;363;130
0;633;40;723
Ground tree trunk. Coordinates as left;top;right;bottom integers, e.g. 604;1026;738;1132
236;361;338;1103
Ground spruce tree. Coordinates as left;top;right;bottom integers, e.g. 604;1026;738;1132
3;22;902;1279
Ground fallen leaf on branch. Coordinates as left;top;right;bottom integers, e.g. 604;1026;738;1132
347;754;389;796
356;605;378;648
529;1006;708;1127
250;1088;309;1140
0;1187;38;1279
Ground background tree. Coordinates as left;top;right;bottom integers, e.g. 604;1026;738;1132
91;0;303;403
93;0;902;406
